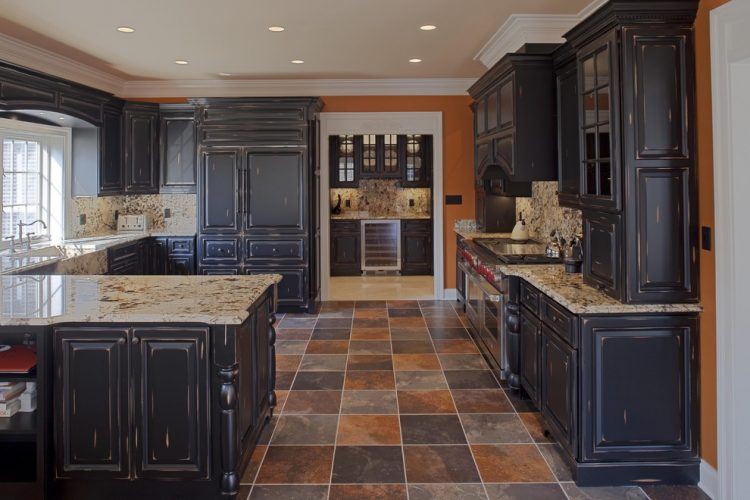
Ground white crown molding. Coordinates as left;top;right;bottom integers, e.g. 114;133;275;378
120;78;474;98
474;0;608;68
0;32;125;94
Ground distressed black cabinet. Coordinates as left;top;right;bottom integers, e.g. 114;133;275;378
519;306;541;404
582;210;621;297
541;325;577;456
330;220;361;276
131;328;209;478
100;101;125;195
554;44;582;208
54;328;130;478
123;102;160;194
330;134;360;188
401;134;432;188
564;0;698;303
360;134;402;179
401;219;432;275
200;147;242;234
160;104;196;193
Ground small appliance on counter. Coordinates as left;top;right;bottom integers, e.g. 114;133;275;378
564;235;584;274
510;213;529;242
117;213;151;232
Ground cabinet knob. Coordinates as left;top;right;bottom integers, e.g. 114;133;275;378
117;337;126;345
132;336;140;344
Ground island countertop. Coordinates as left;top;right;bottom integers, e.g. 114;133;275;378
0;274;281;326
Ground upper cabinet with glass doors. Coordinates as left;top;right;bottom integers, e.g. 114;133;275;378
330;134;432;188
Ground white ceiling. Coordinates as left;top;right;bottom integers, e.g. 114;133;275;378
0;0;591;82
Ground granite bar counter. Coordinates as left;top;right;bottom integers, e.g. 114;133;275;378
0;273;280;499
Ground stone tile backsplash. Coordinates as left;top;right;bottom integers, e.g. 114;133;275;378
70;194;197;238
515;181;582;244
330;179;431;218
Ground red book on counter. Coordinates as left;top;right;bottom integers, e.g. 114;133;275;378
0;345;37;374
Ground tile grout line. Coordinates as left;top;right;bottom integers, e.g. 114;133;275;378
420;300;491;500
387;301;411;500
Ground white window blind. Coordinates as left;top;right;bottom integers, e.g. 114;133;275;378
2;138;43;240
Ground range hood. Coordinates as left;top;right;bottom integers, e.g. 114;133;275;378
480;164;532;197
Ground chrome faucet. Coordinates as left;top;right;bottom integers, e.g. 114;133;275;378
17;219;47;249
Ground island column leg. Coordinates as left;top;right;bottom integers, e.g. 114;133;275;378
268;311;277;417
218;362;239;496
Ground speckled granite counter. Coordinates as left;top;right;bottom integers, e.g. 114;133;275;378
331;214;431;220
0;231;196;275
499;264;702;315
455;230;513;240
0;274;281;325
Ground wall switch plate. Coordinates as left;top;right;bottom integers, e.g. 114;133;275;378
345;199;351;208
164;208;172;219
79;214;86;225
445;195;463;205
701;226;711;251
409;199;415;207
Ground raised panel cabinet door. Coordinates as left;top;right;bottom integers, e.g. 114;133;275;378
54;328;129;477
519;307;541;404
247;268;306;307
100;104;124;195
160;112;197;193
125;107;159;193
541;327;578;457
401;230;432;275
582;211;622;300
557;61;582;206
244;149;305;231
330;233;360;276
131;328;210;478
167;255;195;275
200;148;241;233
254;298;273;419
580;315;698;462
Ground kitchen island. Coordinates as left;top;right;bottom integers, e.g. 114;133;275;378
0;273;281;500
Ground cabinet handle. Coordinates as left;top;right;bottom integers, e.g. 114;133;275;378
132;336;140;345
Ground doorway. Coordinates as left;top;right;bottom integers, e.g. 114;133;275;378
319;112;444;301
711;1;750;498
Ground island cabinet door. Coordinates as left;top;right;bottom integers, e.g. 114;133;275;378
131;328;210;479
54;328;130;478
519;307;541;404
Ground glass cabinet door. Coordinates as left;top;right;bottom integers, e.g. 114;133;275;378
330;134;357;187
360;134;377;177
381;134;401;177
403;134;430;187
578;35;619;210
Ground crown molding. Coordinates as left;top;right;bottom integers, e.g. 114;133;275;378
120;78;475;98
0;32;125;94
474;0;608;68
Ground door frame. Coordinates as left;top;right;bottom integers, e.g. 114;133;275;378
318;112;444;300
710;1;750;498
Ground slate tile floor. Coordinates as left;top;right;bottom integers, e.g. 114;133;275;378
240;300;709;500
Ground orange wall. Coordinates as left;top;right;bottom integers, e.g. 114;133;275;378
320;96;475;290
695;0;730;469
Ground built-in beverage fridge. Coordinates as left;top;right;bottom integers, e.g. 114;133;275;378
361;220;400;272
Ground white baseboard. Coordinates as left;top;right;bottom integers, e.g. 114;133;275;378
699;459;718;500
443;288;458;301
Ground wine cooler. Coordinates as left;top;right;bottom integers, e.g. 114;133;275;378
361;220;401;272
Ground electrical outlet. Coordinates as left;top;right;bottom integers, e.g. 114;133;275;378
409;199;415;207
79;214;86;225
164;208;172;219
114;210;119;223
345;199;351;208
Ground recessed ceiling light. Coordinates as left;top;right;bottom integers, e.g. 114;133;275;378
58;117;65;120
219;72;232;76
291;59;304;64
174;60;189;65
420;25;437;31
409;58;422;63
117;26;135;33
38;112;45;115
268;26;285;32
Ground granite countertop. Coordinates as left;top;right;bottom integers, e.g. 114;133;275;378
0;231;196;275
0;274;281;326
456;228;701;315
332;213;431;220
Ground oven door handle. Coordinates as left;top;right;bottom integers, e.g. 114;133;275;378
461;262;502;302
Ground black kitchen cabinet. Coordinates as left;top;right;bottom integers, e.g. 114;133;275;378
100;100;125;195
107;241;142;275
106;237;194;276
541;325;577;456
330;134;360;188
124;102;160;194
554;44;582;208
582;210;621;297
131;328;209;479
401;134;432;188
401;219;432;275
194;98;321;312
360;134;402;179
244;148;305;231
330;220;361;276
468;44;558;186
54;328;130;478
160;104;197;193
167;255;195;275
200;147;242;234
519;306;541;404
563;0;699;303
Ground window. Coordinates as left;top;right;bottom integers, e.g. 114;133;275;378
0;118;68;247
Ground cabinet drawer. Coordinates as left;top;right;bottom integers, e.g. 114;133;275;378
109;242;139;262
540;296;578;348
199;266;239;275
331;220;360;234
401;219;430;233
199;237;240;263
245;239;304;262
520;281;541;316
168;237;194;255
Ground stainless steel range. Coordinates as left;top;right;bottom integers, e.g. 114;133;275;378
457;237;561;390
